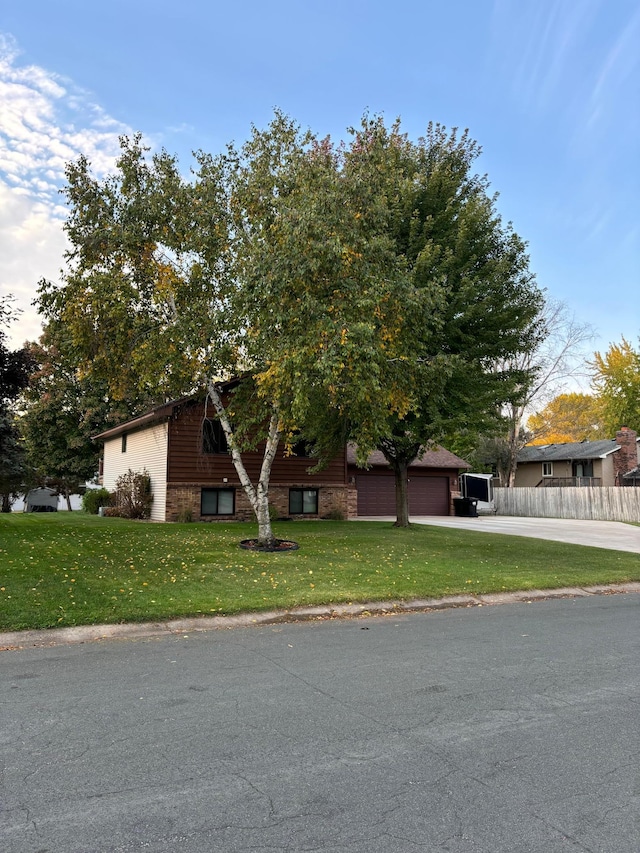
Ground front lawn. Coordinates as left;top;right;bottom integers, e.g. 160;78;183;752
1;513;638;632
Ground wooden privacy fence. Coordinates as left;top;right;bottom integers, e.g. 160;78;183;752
494;487;640;523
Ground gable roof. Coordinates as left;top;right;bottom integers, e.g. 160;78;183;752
347;444;470;470
92;396;193;442
517;438;632;463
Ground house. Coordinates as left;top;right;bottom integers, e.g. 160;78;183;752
94;395;469;521
514;427;640;487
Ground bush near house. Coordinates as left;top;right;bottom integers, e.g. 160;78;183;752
82;488;112;515
112;469;153;519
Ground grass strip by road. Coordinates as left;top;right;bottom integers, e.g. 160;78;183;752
1;513;638;632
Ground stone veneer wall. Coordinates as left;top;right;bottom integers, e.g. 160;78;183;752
166;483;357;522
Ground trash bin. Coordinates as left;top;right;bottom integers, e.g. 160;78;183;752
453;497;478;518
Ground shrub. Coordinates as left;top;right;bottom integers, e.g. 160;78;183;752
322;507;345;521
175;507;193;523
113;469;153;519
102;506;125;518
268;503;280;522
82;488;112;515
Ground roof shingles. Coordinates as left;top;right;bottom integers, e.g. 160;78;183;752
518;439;623;463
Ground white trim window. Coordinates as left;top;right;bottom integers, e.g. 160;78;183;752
542;462;553;477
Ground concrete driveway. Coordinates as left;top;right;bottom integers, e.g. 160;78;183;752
360;515;640;553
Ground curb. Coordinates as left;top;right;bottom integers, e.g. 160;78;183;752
2;582;640;650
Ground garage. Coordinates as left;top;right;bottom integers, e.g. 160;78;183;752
355;472;451;516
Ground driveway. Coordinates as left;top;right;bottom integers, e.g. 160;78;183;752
360;514;640;553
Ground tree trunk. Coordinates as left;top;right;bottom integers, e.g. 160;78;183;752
208;381;280;547
1;493;11;513
393;459;410;527
505;424;520;487
65;487;72;511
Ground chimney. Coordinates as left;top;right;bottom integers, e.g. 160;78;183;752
613;427;638;484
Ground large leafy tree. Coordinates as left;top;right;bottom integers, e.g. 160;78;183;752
38;116;413;544
37;113;545;535
591;338;640;434
20;337;139;508
0;296;34;511
297;119;545;523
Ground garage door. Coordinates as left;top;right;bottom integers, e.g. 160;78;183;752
408;476;449;515
356;474;450;516
355;474;396;515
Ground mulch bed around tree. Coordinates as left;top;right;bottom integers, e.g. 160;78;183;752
239;539;300;552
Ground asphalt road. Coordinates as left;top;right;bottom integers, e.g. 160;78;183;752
2;594;639;852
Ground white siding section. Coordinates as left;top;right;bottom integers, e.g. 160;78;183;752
103;423;168;521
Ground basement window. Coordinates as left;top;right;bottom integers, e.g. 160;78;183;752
289;488;318;515
201;488;235;516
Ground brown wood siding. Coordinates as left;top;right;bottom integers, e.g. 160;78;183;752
167;400;347;485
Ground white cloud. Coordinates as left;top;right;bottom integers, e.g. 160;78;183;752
0;33;133;348
0;181;67;346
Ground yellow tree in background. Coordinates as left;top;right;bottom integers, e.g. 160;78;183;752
526;392;606;444
591;338;640;434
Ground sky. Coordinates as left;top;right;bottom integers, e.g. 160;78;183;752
1;0;638;367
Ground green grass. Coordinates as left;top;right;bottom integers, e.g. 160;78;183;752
1;513;638;632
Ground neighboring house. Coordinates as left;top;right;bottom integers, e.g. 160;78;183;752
94;396;469;521
514;427;640;487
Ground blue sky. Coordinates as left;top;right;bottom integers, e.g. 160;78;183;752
1;0;638;367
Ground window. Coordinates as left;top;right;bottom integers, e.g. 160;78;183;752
572;460;593;478
202;419;228;454
201;488;235;515
290;438;313;458
121;433;127;453
542;462;553;477
289;488;318;515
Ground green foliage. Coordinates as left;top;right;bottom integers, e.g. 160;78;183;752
35;113;542;532
591;338;640;434
0;295;35;511
113;469;153;519
82;487;112;515
1;513;639;632
296;117;543;517
21;320;165;502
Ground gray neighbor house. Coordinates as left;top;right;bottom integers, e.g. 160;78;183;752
515;427;640;487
